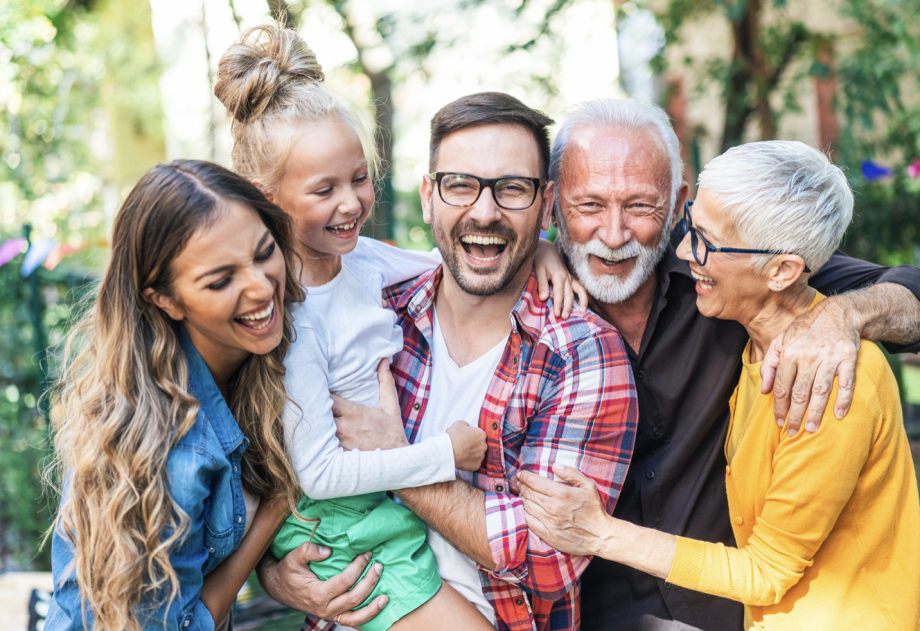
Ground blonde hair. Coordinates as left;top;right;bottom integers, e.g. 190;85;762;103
46;160;305;631
214;24;377;194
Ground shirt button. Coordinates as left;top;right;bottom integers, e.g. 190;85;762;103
233;465;237;472
726;465;731;475
652;427;661;438
496;484;504;493
512;356;519;365
646;470;655;480
183;621;190;628
208;547;215;554
734;516;744;525
665;582;671;590
492;422;499;430
413;403;421;411
637;370;645;380
237;515;243;524
514;597;524;606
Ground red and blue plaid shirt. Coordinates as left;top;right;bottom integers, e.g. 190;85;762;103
303;266;637;631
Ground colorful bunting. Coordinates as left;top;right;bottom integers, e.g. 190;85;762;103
909;159;920;179
44;241;85;271
21;239;57;277
861;160;893;182
0;238;28;267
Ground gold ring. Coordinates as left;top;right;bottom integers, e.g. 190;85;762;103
334;613;343;625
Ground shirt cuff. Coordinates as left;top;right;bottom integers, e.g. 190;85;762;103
482;490;529;581
424;433;459;484
666;536;707;592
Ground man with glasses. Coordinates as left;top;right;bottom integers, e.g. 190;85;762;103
546;97;920;630
256;92;639;631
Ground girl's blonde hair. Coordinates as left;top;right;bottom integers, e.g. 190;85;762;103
214;24;378;195
46;160;305;631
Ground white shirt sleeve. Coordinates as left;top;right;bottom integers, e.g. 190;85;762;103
345;237;441;292
283;324;456;499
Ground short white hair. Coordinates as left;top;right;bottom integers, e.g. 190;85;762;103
699;140;853;273
550;98;683;212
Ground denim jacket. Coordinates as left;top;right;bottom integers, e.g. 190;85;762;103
46;326;250;631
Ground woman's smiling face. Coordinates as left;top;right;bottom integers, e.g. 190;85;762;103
270;120;374;259
147;199;286;377
675;187;773;323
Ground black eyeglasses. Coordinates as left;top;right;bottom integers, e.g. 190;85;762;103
684;201;811;273
429;172;542;211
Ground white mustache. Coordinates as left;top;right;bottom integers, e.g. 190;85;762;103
582;239;644;262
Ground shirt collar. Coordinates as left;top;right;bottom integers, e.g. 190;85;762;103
177;325;246;454
401;264;546;344
657;235;693;296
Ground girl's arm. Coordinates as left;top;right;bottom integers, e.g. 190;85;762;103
200;498;289;624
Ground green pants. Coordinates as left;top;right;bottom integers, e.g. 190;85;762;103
271;492;442;631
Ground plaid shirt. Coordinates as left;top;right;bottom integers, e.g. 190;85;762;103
303;266;637;631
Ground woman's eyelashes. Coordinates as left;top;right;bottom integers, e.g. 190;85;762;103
206;243;277;291
207;276;231;291
255;242;276;262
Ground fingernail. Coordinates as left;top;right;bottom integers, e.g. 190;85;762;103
379;596;389;607
835;408;845;419
318;546;330;555
788;429;798;437
364;552;372;561
804;422;818;433
374;563;383;575
776;418;784;427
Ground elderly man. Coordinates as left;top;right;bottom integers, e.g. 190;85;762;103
257;92;638;631
547;98;920;630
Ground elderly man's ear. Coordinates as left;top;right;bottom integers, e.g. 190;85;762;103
672;182;691;231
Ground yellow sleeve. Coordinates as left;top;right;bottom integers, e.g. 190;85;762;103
667;351;888;606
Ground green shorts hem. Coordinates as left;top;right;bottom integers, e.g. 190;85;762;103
357;572;442;631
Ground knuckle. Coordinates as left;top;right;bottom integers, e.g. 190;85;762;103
811;382;830;396
791;390;809;404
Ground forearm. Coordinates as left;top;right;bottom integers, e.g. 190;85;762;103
834;283;920;345
597;519;676;581
394;480;495;570
200;500;289;623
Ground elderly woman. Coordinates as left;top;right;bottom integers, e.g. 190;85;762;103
519;140;920;630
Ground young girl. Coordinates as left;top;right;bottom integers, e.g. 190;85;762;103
214;25;583;631
46;160;305;631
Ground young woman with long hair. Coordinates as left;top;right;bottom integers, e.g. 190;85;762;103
45;160;305;631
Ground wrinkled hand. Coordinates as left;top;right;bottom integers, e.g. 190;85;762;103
760;298;860;435
534;239;589;319
517;465;611;557
446;421;487;471
332;359;409;451
256;542;387;626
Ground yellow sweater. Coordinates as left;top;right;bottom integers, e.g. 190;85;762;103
667;299;920;630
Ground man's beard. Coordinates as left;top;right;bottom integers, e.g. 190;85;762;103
556;210;671;305
431;205;541;297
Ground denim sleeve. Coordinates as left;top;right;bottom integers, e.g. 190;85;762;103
810;250;920;353
45;453;218;631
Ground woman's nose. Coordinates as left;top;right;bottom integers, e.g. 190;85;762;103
676;230;693;262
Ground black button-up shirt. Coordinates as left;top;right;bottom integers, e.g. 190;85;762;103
580;235;920;631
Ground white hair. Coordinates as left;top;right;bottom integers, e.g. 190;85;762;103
550;98;684;212
698;140;853;272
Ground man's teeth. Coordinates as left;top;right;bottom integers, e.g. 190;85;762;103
691;270;717;287
461;235;507;246
238;300;274;329
329;219;357;234
468;252;501;262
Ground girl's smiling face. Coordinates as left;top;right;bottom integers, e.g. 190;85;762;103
268;119;374;260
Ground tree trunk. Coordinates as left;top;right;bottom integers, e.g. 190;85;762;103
368;70;395;241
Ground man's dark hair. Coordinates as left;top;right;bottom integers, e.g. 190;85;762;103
428;92;555;180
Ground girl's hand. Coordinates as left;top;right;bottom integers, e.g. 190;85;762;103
446;421;487;471
517;464;612;557
534;239;588;319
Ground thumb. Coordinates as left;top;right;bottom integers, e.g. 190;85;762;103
376;359;400;418
297;540;330;564
551;464;594;489
760;336;782;394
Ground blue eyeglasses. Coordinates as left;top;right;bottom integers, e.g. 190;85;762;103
683;201;811;273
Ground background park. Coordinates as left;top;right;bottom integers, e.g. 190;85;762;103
1;0;919;626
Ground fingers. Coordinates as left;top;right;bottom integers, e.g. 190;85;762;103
760;337;782;395
327;559;384;619
536;265;550;302
573;280;588;312
330;394;351;418
551;464;594;490
375;359;401;418
561;278;573;319
771;350;796;427
516;470;559;495
833;357;857;420
803;362;836;433
784;365;816;436
296;541;331;566
337;595;389;628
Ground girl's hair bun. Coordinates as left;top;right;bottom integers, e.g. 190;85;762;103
215;24;325;123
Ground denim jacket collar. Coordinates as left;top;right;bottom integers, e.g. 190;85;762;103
177;325;247;455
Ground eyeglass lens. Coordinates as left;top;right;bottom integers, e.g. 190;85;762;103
685;203;708;266
439;174;537;210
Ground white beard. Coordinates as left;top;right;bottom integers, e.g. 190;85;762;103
556;214;671;305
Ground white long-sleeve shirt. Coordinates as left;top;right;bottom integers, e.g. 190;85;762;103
283;238;455;500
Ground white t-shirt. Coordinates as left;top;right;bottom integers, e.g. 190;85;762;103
282;238;457;500
413;308;509;625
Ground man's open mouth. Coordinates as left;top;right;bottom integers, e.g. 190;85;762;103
460;234;508;262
